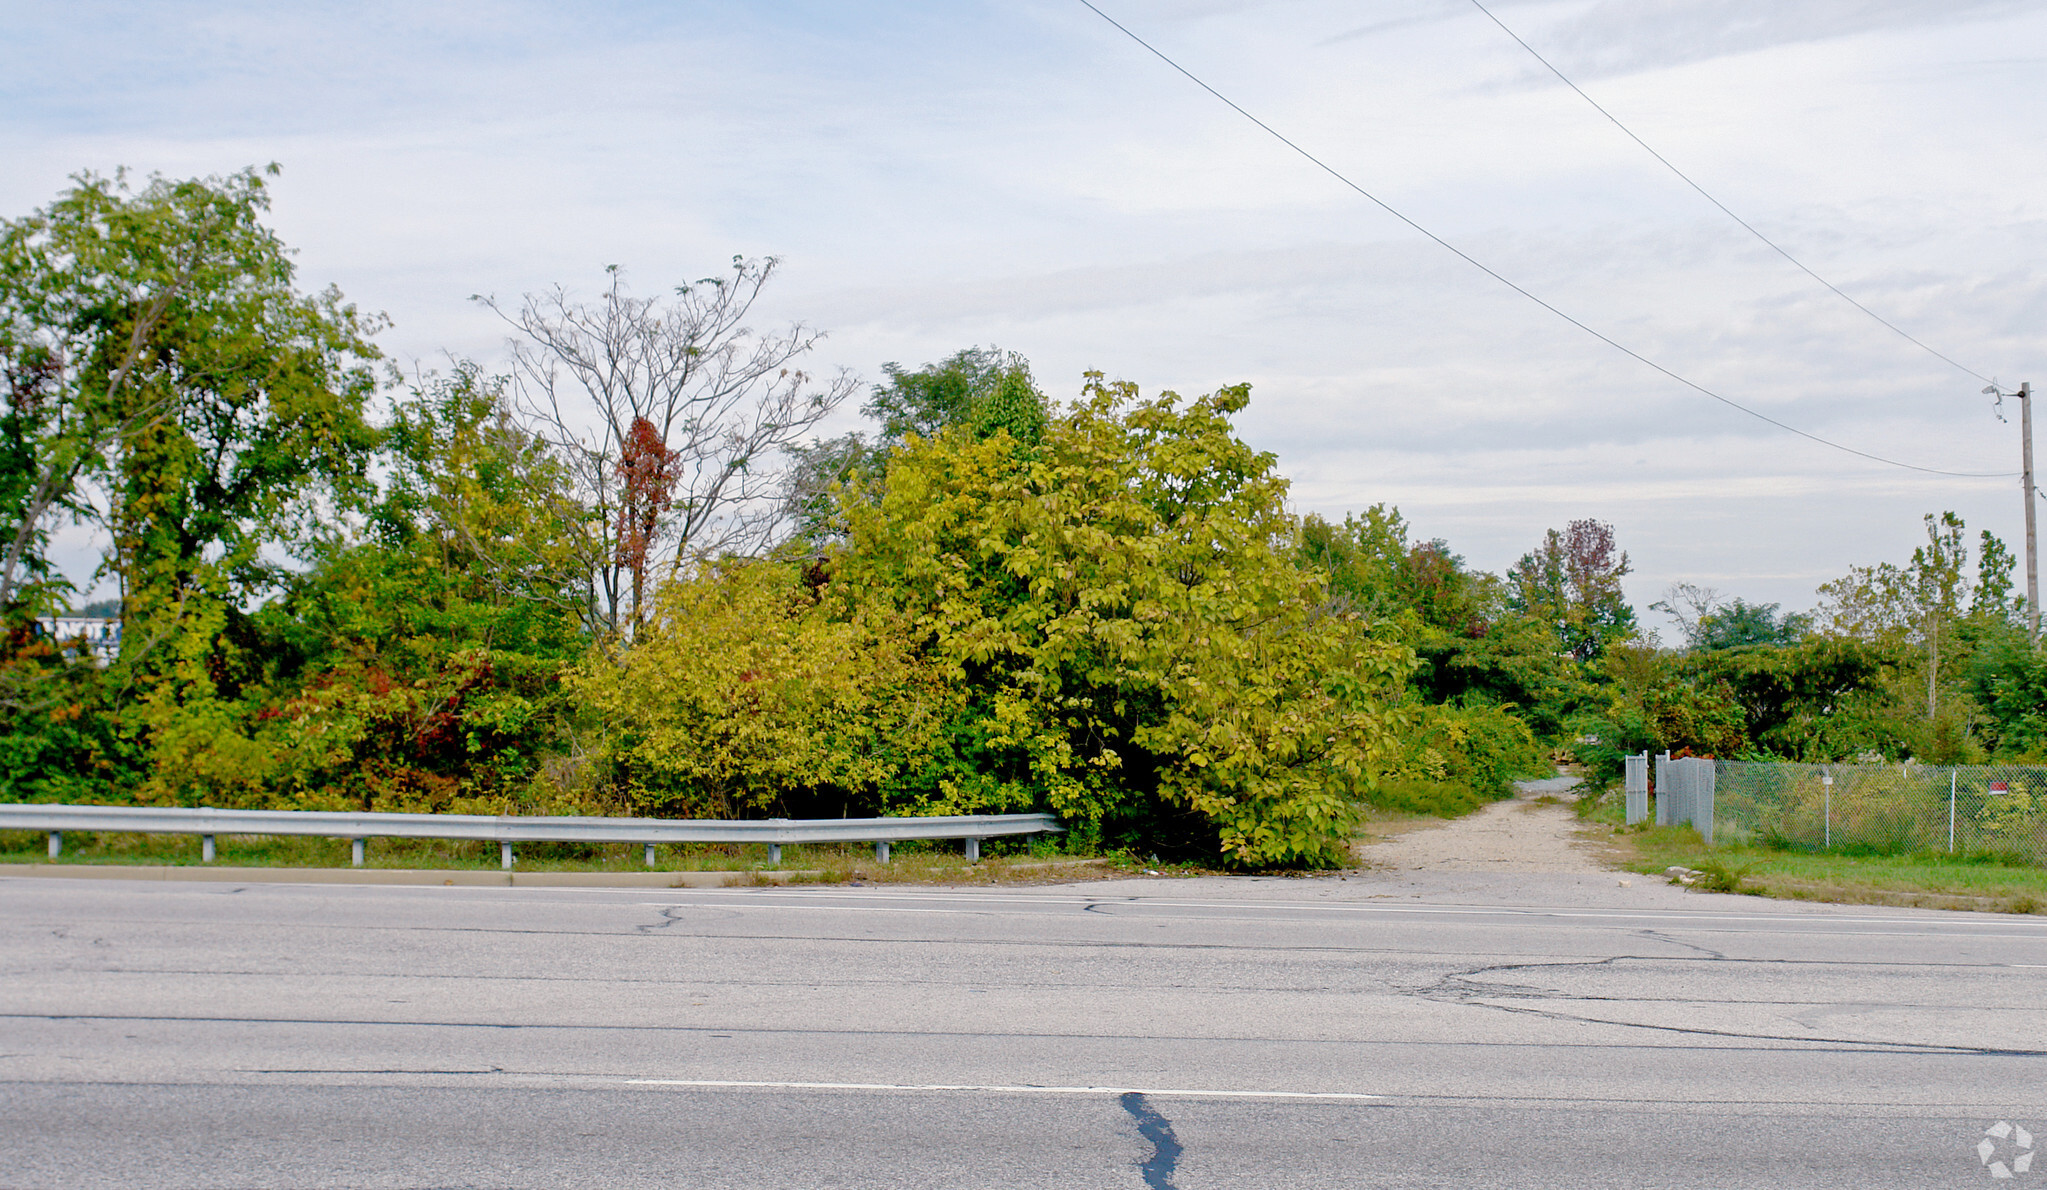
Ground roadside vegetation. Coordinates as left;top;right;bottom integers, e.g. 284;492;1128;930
1608;823;2047;913
4;166;2046;880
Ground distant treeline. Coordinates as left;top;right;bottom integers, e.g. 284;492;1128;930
2;168;2036;864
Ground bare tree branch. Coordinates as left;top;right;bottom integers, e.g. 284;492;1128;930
476;259;854;636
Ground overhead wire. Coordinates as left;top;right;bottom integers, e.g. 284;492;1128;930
1464;0;1997;389
1072;0;2016;479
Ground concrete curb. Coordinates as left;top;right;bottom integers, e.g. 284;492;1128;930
0;864;812;888
0;858;1114;888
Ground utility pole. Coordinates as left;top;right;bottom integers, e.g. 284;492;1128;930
2025;381;2039;644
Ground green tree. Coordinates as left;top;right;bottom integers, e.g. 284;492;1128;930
239;366;588;812
864;346;1047;449
1;169;318;622
835;375;1408;865
1301;505;1493;639
1507;518;1637;662
41;169;389;639
1689;637;1898;760
1818;513;2018;726
1573;640;1747;780
0;167;385;805
782;347;1051;555
1694;599;1811;650
570;558;951;819
1298;505;1548;799
581;374;1411;866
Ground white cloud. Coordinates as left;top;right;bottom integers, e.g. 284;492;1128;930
3;0;2043;621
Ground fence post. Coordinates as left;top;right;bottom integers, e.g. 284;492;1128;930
1822;771;1832;849
1949;771;1957;853
1698;760;1715;846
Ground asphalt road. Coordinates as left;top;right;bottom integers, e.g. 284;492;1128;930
3;871;2045;1188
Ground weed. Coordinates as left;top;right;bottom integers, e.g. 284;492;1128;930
1688;859;1757;895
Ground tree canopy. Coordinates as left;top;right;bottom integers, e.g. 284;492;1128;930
7;166;2047;864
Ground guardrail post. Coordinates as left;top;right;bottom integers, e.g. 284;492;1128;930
0;807;1071;872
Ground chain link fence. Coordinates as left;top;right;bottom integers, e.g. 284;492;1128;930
1708;761;2047;865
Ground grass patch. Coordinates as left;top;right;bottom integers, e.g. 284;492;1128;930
1617;824;2047;913
1685;858;1758;895
0;829;1128;885
1574;780;1624;823
1367;776;1511;818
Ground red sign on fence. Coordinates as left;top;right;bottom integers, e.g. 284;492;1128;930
1989;781;2010;794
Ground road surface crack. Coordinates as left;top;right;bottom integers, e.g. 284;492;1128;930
1121;1091;1182;1189
1420;956;2041;1055
1636;929;1726;959
635;906;687;935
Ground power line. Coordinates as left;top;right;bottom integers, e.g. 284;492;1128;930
1072;0;2015;479
1464;0;1995;388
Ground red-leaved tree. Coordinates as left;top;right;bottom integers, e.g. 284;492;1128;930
616;416;677;633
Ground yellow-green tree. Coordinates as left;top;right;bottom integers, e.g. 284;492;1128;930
574;375;1411;865
570;558;953;819
834;375;1409;864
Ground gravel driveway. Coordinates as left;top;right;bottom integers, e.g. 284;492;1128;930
1352;774;1608;875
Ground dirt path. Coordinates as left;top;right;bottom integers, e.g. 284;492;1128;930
1352;775;1609;874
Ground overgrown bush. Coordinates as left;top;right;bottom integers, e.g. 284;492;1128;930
572;379;1413;867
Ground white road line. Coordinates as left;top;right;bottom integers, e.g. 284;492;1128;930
650;888;1992;923
623;1078;1379;1100
635;896;2047;935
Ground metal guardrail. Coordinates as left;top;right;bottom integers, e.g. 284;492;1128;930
1;804;1064;869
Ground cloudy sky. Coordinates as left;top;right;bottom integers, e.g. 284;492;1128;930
5;0;2044;631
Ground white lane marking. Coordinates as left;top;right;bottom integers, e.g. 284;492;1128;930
334;882;2040;932
623;1078;1378;1100
649;887;1993;922
636;904;1011;917
633;897;2047;936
